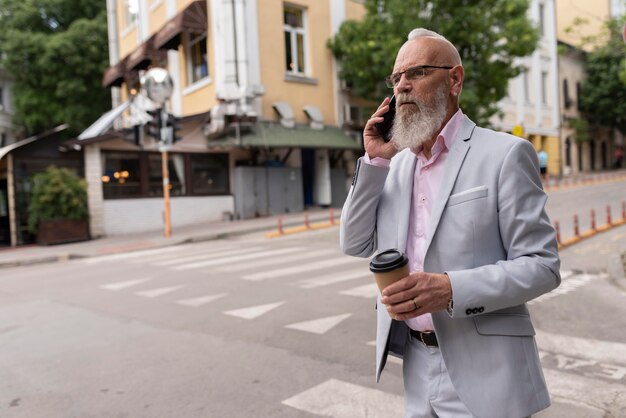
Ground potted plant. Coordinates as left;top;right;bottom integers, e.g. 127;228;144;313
27;166;90;245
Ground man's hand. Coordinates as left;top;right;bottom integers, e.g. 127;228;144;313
380;272;452;320
364;97;398;160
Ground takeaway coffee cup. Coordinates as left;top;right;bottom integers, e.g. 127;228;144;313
369;249;409;293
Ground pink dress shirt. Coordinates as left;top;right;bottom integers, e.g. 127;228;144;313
364;109;464;331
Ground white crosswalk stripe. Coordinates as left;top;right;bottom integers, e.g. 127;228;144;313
285;313;352;335
130;244;240;265
216;248;337;273
136;285;186;298
153;247;264;267
242;256;363;281
298;270;370;289
176;293;228;307
171;247;305;271
282;379;404;417
223;302;285;319
99;278;152;291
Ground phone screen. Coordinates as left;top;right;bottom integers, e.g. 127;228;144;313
376;96;396;142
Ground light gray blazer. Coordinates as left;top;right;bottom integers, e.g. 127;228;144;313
340;115;560;418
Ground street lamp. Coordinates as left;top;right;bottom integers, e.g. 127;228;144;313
141;68;174;238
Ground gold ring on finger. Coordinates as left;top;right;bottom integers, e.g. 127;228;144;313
412;298;420;311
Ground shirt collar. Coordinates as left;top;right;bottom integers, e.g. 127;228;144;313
412;108;465;157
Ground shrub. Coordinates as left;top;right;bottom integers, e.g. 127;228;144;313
27;166;88;234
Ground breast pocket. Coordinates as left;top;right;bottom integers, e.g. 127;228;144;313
446;185;488;207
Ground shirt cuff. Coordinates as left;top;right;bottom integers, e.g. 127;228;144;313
363;153;391;168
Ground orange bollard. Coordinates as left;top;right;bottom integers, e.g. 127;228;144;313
304;211;310;229
554;221;561;244
329;208;335;225
278;216;284;234
573;214;580;237
607;205;612;225
590;209;596;230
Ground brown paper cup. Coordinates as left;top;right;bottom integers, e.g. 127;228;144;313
372;263;410;293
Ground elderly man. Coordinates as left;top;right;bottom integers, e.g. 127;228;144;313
340;28;560;418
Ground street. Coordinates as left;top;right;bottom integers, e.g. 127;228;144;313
1;180;625;418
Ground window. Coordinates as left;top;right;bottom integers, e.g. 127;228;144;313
102;152;229;199
0;86;3;109
538;3;545;37
124;0;138;28
541;71;548;105
563;79;571;109
147;154;185;197
576;82;582;111
190;154;229;195
565;137;571;166
186;32;208;85
102;152;141;198
0;132;6;148
283;5;307;75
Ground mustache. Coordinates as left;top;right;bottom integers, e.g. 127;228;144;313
395;93;420;107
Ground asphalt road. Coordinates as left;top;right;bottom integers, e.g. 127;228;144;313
0;181;625;418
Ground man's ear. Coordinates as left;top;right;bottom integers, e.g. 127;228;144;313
449;66;464;97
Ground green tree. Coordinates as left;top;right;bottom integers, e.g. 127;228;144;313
0;0;110;136
328;0;539;126
578;17;626;134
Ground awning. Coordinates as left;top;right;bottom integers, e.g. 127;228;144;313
207;123;361;150
102;57;128;88
127;35;166;71
78;100;132;140
154;0;208;50
0;124;69;162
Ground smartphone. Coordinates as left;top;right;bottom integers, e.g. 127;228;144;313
376;95;396;142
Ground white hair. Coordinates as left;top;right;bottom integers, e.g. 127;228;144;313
407;28;462;66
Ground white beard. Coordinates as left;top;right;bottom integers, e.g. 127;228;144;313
391;86;449;151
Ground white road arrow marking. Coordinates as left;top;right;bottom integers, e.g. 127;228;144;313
223;302;285;319
339;283;379;298
285;313;352;335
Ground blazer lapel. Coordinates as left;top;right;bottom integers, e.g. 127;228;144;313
424;116;476;254
396;152;417;251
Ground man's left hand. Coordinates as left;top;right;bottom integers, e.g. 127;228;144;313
380;272;452;320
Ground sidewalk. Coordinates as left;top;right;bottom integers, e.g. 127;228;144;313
0;208;340;269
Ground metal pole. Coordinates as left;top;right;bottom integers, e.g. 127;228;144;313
162;148;171;238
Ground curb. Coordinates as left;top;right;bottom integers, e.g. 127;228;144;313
558;219;626;250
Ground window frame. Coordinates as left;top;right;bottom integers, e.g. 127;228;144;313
185;31;209;86
283;4;308;76
101;151;230;200
123;0;139;29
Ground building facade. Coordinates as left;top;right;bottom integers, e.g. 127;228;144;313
83;0;366;237
491;0;561;176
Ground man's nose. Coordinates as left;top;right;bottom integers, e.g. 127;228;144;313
394;74;412;94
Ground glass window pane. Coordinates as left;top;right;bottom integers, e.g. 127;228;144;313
296;33;305;73
102;152;141;199
188;33;208;84
284;8;302;27
191;154;228;195
148;154;185;197
284;31;293;72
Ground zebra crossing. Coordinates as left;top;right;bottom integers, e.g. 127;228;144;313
82;241;624;417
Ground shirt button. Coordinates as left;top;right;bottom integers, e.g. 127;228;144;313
416;230;424;237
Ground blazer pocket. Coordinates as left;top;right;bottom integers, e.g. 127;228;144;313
447;185;488;207
474;313;535;337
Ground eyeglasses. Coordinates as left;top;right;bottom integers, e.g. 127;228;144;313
384;65;453;88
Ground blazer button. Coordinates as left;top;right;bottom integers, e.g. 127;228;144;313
465;308;472;316
471;308;479;314
478;307;485;313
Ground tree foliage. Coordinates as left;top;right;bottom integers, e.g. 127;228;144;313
328;0;539;126
578;17;626;134
0;0;110;136
27;166;88;234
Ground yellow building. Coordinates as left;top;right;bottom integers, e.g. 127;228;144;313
80;0;365;237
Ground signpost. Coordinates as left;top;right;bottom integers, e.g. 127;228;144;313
141;68;174;238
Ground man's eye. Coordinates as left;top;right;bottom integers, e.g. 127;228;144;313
406;68;421;78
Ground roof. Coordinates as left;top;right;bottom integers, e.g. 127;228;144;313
78;100;131;140
0;124;69;162
207;122;362;150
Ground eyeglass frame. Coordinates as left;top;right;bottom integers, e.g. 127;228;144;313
384;65;454;88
